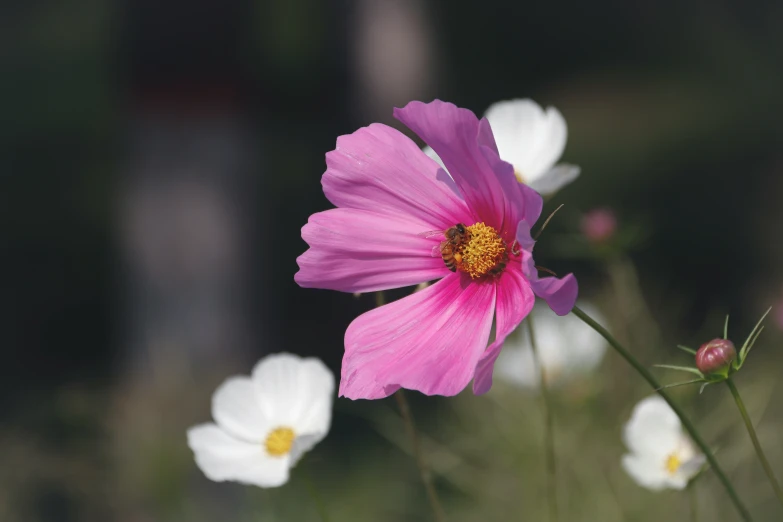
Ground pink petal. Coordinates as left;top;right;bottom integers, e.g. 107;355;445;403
478;141;543;231
322;122;471;229
340;274;496;398
514;219;536;252
472;265;535;394
519;182;544;226
295;208;449;293
476;140;526;240
530;273;578;316
394;101;522;232
517;227;578;317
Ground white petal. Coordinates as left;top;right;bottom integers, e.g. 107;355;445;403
557;301;607;378
676;453;707;483
483;99;568;182
293;359;336;436
289;432;326;467
623;396;682;460
664;474;689;490
252;353;335;436
493;301;607;388
527;164;581;196
187;423;291;488
494;337;540;388
621;454;670;491
212;377;271;442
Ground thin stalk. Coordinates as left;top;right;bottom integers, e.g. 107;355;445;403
376;290;445;520
302;466;331;522
395;389;447;522
725;378;783;508
526;316;559;522
571;306;753;522
689;482;699;522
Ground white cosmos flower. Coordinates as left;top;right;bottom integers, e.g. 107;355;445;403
187;353;335;488
494;301;607;389
423;98;580;196
622;395;706;491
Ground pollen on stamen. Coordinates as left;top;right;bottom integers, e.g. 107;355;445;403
665;454;681;475
265;427;296;457
457;222;507;279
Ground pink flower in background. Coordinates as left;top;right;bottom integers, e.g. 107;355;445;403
581;208;617;243
295;100;577;399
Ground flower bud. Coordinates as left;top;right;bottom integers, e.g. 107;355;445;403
695;338;736;377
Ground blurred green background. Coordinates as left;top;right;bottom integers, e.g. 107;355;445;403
3;0;783;520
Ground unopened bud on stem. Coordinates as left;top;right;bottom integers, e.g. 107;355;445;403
695;338;736;378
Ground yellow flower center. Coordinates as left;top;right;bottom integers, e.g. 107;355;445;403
457;222;508;279
665;454;681;475
264;427;295;457
514;169;526;184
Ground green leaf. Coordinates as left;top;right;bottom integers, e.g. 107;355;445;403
655;379;704;391
677;344;697;355
724;314;730;340
704;373;728;383
739;307;771;361
742;325;765;361
653;364;704;377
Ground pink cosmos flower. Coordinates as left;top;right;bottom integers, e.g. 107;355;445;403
580;208;617;243
295;100;578;399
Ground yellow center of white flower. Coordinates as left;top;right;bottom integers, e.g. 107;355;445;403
265;427;295;457
457;222;508;279
514;169;526;184
665;453;681;475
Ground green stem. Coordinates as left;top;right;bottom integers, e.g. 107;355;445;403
725;378;783;508
571;306;753;522
302;466;331;522
395;390;447;522
372;290;447;521
689;482;699;522
526;316;559;522
380;288;446;521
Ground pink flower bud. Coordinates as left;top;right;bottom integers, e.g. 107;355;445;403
695;338;736;377
580;208;617;243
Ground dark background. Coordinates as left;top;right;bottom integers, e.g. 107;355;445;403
3;0;783;520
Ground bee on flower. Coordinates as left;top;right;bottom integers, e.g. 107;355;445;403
295;100;578;399
187;353;335;488
621;395;706;490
